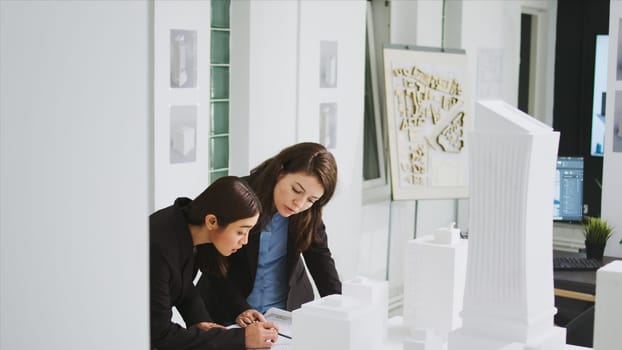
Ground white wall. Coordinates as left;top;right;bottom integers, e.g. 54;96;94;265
391;0;443;48
153;1;212;210
0;1;150;349
522;0;558;126
459;0;556;125
297;0;367;280
229;0;367;280
603;1;622;258
229;0;299;174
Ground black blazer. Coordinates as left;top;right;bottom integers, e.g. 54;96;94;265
196;176;342;324
150;198;245;350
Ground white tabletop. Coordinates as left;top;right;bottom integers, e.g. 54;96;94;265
383;316;591;350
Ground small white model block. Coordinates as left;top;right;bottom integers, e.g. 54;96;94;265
384;316;450;350
403;329;444;350
171;125;195;155
403;223;467;340
432;223;462;245
292;294;378;350
342;276;389;347
448;101;565;350
593;261;622;350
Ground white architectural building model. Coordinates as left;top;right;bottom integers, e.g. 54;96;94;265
292;277;388;350
447;100;565;350
403;223;468;349
288;101;619;350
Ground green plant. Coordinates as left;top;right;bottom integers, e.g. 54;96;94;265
582;216;614;245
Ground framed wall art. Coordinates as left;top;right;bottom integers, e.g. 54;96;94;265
383;46;469;200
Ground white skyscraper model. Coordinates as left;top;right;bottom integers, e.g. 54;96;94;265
403;223;468;349
448;100;566;350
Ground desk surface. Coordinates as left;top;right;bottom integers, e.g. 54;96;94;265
553;251;619;296
384;316;592;350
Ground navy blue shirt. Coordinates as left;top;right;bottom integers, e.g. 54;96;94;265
246;212;289;313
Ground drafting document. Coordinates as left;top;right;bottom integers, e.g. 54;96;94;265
226;308;292;349
264;308;292;348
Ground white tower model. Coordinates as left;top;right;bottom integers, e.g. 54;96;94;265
448;100;566;350
403;223;468;349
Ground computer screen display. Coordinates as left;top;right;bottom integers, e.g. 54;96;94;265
553;157;584;222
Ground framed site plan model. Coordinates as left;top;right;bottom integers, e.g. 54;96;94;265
383;46;469;200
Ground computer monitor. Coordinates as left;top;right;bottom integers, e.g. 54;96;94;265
553;157;584;222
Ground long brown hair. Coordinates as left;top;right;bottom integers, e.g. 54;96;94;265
248;142;337;252
188;176;261;277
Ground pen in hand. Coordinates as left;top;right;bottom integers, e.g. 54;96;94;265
278;332;292;339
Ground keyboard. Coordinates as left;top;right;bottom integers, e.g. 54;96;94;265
553;256;601;271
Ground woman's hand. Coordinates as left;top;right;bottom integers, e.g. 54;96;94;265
235;309;266;327
193;322;226;331
244;321;279;348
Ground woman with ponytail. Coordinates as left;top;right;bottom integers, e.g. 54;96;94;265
150;176;279;349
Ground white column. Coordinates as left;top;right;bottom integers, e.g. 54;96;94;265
593;261;622;350
229;0;299;174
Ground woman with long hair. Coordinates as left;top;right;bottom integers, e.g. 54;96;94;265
197;142;341;327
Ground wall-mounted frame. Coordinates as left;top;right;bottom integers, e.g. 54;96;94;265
320;41;338;88
319;102;337;149
383;46;469;200
170;29;197;88
170;105;198;164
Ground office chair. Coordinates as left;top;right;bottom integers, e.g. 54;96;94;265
564;305;594;348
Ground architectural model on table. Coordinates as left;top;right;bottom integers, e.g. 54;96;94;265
291;225;466;350
448;100;566;350
290;100;582;349
292;276;387;350
402;223;468;350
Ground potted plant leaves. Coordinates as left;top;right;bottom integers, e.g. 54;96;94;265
582;216;614;260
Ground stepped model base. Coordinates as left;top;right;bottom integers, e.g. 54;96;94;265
403;329;445;350
448;326;566;350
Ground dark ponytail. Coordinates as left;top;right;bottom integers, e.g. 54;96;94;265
190;176;261;277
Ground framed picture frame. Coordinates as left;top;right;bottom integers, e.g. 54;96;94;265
170;29;197;89
383;46;469;200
